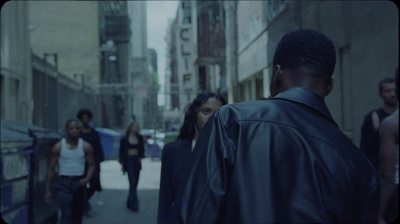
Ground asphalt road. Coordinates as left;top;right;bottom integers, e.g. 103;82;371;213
82;158;162;224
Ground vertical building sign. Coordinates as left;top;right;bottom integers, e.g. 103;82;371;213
176;25;193;108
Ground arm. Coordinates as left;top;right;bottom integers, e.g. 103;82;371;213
119;137;126;172
157;143;174;223
44;141;61;204
139;135;145;159
80;142;95;186
378;116;398;224
173;110;232;223
94;131;105;163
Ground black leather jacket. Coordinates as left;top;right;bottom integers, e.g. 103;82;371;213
173;87;380;223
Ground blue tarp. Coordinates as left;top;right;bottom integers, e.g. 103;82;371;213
95;128;122;160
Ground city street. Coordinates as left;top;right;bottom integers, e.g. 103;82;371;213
82;158;161;224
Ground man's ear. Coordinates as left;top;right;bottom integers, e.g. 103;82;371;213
326;77;334;96
273;65;283;85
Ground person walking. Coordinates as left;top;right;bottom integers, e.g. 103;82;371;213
360;77;397;170
44;119;95;224
157;92;227;224
119;121;145;212
77;108;105;217
172;29;379;223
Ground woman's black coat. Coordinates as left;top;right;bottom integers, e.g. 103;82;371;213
157;138;192;224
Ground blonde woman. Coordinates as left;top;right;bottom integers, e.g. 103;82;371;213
119;122;145;212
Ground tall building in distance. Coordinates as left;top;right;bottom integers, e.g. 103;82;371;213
127;1;151;129
99;1;131;129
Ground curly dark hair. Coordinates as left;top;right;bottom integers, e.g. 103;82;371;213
76;108;93;120
273;29;336;79
177;91;227;140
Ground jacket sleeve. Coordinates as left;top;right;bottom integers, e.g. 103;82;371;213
94;130;105;162
173;110;233;223
157;143;174;223
139;134;145;158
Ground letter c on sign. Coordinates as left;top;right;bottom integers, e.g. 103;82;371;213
180;28;189;41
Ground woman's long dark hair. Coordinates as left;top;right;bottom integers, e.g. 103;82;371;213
177;91;227;140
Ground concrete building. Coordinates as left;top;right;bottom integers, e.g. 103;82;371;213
127;1;151;129
163;0;227;129
99;1;131;129
1;1;33;123
192;0;226;98
148;48;161;130
228;0;398;146
236;1;269;102
175;0;197;110
29;1;100;88
27;1;102;130
163;17;183;131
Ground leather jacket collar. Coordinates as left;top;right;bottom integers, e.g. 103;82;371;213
272;87;338;127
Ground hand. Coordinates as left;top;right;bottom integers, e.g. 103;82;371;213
79;178;88;187
44;191;52;204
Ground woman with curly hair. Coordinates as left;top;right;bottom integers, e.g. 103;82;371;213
119;121;145;212
157;91;227;223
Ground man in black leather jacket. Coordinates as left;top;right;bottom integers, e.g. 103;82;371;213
173;29;380;223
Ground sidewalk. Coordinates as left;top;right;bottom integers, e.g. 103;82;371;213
82;158;161;224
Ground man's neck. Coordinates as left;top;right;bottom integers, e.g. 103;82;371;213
66;137;78;144
81;126;91;133
383;103;398;114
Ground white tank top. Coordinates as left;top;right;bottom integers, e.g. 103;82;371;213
58;138;85;176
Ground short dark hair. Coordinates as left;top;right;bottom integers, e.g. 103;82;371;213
65;119;79;128
177;91;227;140
273;29;336;79
77;108;93;120
378;77;395;92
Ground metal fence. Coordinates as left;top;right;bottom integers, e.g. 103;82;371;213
31;53;100;133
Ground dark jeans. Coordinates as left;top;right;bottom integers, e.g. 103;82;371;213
56;176;85;224
126;156;141;210
89;163;102;197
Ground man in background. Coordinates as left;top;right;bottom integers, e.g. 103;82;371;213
77;108;105;217
379;68;399;224
360;77;397;170
45;119;94;224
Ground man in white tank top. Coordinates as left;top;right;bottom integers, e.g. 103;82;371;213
44;119;95;224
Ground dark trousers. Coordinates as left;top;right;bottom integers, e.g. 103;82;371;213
86;163;101;200
126;156;141;210
57;176;85;224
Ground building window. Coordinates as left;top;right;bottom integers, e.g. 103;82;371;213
182;1;191;24
183;74;191;84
